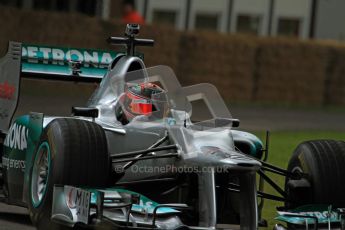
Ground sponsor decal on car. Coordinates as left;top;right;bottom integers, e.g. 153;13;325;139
64;186;91;224
2;156;26;171
0;81;15;100
20;44;143;78
21;44;123;77
22;45;117;68
4;123;28;151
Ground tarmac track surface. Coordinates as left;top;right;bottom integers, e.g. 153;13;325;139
231;105;345;131
0;203;34;230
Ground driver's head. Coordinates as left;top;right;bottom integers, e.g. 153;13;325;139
120;82;166;123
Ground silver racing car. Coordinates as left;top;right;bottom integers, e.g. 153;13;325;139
0;24;345;230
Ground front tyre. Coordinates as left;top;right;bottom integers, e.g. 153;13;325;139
28;118;110;229
285;140;345;208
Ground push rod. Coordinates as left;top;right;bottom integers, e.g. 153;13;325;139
228;187;287;202
258;169;288;199
112;153;179;164
110;144;177;159
122;134;170;169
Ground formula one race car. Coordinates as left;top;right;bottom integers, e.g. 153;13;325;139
0;24;345;230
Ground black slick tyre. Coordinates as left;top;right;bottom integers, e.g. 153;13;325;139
285;140;345;208
27;118;110;229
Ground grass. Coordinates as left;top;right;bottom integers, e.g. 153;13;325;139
252;131;345;229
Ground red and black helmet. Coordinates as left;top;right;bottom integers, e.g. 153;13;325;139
120;82;166;122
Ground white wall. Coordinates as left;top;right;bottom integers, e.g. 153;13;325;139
231;0;270;35
135;0;145;16
188;0;229;33
315;0;345;41
140;0;314;38
101;0;111;20
145;0;187;30
272;0;311;38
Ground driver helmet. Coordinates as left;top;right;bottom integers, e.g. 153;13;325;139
119;82;167;123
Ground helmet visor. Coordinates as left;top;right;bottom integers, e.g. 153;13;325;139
130;99;153;115
123;82;169;121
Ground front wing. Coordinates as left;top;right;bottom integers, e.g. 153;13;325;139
52;185;187;229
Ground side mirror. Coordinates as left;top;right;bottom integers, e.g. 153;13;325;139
215;118;240;128
72;107;98;118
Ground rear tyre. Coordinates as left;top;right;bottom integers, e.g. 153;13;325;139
28;118;110;229
285;140;345;208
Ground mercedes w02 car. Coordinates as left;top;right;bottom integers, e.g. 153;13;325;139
0;24;345;230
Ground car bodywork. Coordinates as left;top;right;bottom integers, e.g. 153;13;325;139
0;25;343;230
0;38;264;229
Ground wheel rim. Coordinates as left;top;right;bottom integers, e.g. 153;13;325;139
31;142;51;208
